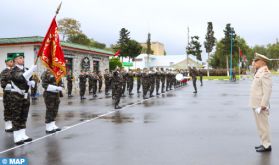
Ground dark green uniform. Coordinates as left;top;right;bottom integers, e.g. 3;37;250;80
41;70;61;124
1;67;13;123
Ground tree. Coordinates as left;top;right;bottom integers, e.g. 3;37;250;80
186;36;202;61
146;33;152;67
58;18;82;41
113;28;130;60
67;33;91;45
90;39;106;49
109;57;122;71
221;23;237;75
204;22;216;76
127;40;142;61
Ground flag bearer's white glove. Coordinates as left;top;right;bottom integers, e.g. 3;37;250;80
23;65;37;81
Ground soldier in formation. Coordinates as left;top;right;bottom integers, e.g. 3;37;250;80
0;54;14;132
10;53;36;145
41;70;63;134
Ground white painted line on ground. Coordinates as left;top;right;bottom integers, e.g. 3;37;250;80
0;86;185;155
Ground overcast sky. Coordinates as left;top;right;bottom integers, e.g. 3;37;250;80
1;0;279;61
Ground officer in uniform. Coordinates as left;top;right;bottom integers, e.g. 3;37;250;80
0;54;14;132
104;69;111;96
10;53;36;145
41;70;63;134
250;53;272;152
135;69;142;93
66;71;74;97
97;71;103;93
189;67;198;93
112;67;123;109
79;70;87;100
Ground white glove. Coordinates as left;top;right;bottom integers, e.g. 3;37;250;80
4;84;12;91
28;80;36;88
47;84;62;92
23;65;37;81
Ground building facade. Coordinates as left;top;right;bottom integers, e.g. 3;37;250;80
0;36;113;95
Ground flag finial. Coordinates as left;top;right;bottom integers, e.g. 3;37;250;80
56;2;62;15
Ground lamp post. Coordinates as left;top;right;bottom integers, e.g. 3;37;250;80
230;29;234;81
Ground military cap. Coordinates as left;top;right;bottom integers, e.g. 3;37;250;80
5;53;15;62
10;52;24;59
254;53;270;62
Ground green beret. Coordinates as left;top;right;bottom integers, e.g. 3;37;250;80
5;57;13;63
9;52;24;59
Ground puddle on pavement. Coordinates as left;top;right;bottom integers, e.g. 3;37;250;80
100;112;134;123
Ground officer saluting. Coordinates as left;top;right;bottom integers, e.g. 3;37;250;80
10;53;37;145
250;53;272;152
0;53;15;132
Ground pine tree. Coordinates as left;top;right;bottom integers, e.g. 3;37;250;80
204;22;216;76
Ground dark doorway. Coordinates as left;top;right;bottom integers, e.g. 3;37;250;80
93;60;99;72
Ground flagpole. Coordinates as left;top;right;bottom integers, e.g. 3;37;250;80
34;2;62;65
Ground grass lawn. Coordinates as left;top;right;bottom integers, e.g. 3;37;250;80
202;75;240;80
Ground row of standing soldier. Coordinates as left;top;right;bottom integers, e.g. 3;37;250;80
66;67;188;109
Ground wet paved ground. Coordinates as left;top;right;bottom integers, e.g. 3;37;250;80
0;79;279;165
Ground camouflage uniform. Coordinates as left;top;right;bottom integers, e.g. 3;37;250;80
127;71;134;95
10;66;31;131
121;71;128;97
166;70;170;91
190;67;198;93
79;73;87;99
112;70;123;109
31;74;40;99
41;70;61;124
160;69;166;93
141;70;150;99
0;67;13;124
97;72;103;93
67;74;74;96
88;72;93;94
155;69;161;95
91;72;98;97
104;70;112;95
135;71;142;93
149;70;155;97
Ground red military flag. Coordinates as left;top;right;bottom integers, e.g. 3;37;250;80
114;50;120;57
37;16;66;83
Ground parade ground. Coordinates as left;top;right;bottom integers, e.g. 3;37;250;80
0;79;279;165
